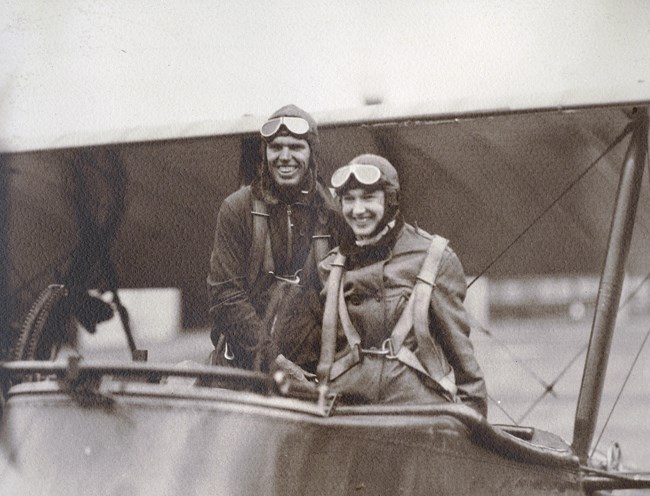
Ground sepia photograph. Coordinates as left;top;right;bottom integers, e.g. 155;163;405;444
1;1;650;494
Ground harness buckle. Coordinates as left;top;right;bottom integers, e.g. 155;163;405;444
360;339;397;359
223;342;235;361
270;269;302;285
382;338;398;359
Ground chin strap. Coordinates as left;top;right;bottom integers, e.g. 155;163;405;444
354;220;396;247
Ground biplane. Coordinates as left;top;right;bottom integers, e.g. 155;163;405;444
2;2;650;494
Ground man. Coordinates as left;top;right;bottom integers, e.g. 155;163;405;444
316;154;487;415
207;104;343;372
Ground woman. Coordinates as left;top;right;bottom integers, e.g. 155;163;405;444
316;154;487;416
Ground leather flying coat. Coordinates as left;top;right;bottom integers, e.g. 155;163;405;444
319;222;488;416
207;182;342;370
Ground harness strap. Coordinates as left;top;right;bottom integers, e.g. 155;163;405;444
311;196;333;263
322;235;457;395
317;252;346;384
394;345;456;396
329;345;361;380
249;198;330;286
304;229;331;286
329;277;415;381
310;234;331;269
388;291;416;350
411;236;457;395
338;280;362;349
249;199;273;285
325;278;364;380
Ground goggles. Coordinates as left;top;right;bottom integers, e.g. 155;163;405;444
331;163;382;189
260;116;310;139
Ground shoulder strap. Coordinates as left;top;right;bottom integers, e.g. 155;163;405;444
390;235;449;349
303;219;332;282
407;235;457;394
391;235;449;350
311;231;332;264
301;187;334;279
310;183;335;265
249;199;274;286
317;252;346;385
417;235;449;287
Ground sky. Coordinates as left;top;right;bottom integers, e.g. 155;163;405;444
1;0;649;151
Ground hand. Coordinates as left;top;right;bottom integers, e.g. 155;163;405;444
255;338;281;373
273;354;317;385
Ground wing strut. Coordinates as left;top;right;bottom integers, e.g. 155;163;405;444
572;107;649;463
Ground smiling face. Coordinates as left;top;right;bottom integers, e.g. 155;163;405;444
340;187;386;240
265;134;311;188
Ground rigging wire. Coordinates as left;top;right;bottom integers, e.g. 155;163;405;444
470;121;636;425
488;393;518;424
475;322;555;397
590;324;650;460
468;121;634;289
517;344;587;424
515;267;650;425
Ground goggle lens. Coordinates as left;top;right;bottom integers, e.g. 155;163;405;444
331;163;382;189
260;116;310;138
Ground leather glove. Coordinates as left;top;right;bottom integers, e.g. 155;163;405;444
272;354;317;385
